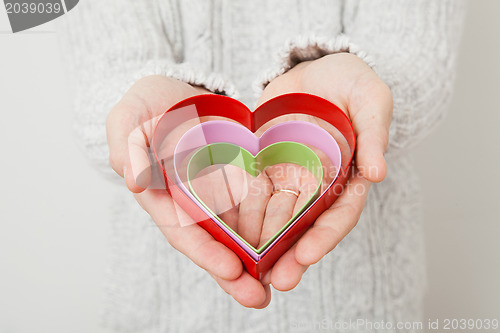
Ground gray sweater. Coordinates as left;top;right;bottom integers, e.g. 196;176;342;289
58;1;466;332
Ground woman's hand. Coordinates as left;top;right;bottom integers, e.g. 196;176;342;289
106;50;393;308
191;160;331;250
106;75;272;308
257;53;393;291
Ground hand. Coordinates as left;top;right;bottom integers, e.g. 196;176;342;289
106;75;272;308
191;161;330;250
256;53;393;291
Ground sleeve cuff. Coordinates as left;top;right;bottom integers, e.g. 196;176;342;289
253;34;375;97
123;60;240;100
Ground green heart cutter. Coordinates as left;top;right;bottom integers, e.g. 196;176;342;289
186;141;323;254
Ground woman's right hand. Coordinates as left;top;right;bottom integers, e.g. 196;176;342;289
106;75;272;308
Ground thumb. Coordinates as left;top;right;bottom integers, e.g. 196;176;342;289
106;75;213;193
106;97;151;193
348;80;393;183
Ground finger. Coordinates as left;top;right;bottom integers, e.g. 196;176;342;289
258;164;302;248
293;174;320;215
258;284;273;309
214;166;249;232
107;77;207;189
270;244;308;291
237;173;272;248
259;190;297;248
293;186;315;216
134;189;243;280
106;95;147;178
348;81;393;182
211;271;271;308
217;207;240;234
191;165;251;232
107;100;159;193
295;173;371;266
124;119;157;192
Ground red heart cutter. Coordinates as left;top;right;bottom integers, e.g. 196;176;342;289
152;93;355;279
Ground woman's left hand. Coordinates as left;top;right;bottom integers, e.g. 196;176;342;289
255;53;393;290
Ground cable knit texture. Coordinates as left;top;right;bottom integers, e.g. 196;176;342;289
58;0;465;332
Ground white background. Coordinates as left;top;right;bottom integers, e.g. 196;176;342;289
0;1;499;332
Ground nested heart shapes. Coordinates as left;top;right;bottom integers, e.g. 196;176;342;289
152;93;356;279
187;141;324;253
173;120;341;260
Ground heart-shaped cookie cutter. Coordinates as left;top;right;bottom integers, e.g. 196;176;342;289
186;141;324;255
152;93;356;279
173;120;341;259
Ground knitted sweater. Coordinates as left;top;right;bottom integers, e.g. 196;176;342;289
58;1;465;332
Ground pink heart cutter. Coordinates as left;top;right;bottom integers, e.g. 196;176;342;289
173;120;342;260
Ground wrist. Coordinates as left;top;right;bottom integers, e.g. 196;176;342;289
192;85;212;95
258;61;311;105
264;52;357;94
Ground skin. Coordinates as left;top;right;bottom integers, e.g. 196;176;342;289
106;53;393;309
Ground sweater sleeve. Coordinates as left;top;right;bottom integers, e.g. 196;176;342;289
256;0;466;156
57;0;238;182
342;0;466;155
